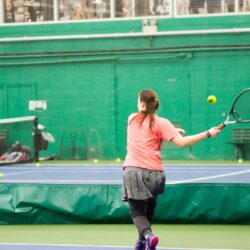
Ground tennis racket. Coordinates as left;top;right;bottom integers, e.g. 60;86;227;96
217;88;250;130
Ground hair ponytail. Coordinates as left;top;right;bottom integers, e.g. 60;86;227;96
138;89;159;129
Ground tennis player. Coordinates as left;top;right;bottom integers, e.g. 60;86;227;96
122;89;221;250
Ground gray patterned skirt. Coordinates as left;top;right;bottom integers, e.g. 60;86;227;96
122;166;166;201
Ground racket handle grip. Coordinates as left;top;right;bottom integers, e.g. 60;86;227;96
217;123;225;130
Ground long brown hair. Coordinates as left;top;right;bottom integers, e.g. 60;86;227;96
138;89;159;129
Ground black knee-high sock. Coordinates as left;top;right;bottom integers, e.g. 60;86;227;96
128;198;156;241
145;198;157;224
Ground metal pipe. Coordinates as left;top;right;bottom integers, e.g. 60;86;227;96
0;27;250;43
0;0;3;23
0;116;36;124
54;0;59;21
0;56;117;66
1;44;250;66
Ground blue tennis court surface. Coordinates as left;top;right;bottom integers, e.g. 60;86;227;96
0;163;249;184
0;245;140;250
0;244;238;250
0;163;249;250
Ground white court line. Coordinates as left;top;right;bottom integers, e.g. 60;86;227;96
0;166;249;171
167;169;250;184
0;170;41;177
0;180;123;184
0;169;249;185
0;243;243;250
0;167;123;171
1;169;122;174
0;163;249;170
0;165;249;184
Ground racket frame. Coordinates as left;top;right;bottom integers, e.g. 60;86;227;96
218;88;250;129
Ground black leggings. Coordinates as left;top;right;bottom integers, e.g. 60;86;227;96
128;197;157;241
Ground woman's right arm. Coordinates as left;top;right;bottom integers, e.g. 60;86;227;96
172;127;221;147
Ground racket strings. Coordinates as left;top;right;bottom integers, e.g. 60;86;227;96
233;89;250;121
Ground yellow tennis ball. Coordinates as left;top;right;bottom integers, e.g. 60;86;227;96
238;158;243;163
35;162;40;167
207;95;217;104
0;173;4;177
116;158;121;163
93;159;99;163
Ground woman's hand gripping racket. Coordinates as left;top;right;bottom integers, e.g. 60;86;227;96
217;88;250;130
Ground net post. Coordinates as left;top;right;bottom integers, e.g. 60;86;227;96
33;116;39;163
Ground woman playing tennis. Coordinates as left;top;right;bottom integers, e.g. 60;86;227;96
122;89;221;250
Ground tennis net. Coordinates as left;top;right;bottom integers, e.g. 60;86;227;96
0;116;37;162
